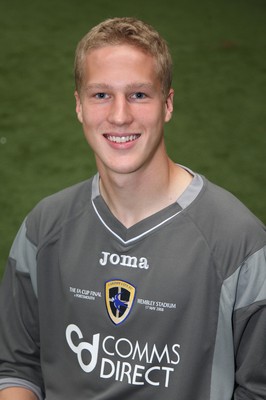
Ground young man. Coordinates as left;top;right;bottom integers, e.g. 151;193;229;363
0;17;265;400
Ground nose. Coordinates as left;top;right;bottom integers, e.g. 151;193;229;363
107;95;133;126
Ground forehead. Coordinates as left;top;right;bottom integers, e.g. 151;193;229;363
86;43;154;62
82;44;159;84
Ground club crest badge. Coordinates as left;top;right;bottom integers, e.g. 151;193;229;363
105;280;136;325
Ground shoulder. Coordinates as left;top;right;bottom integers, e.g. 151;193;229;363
25;178;94;245
191;176;265;230
201;177;264;229
186;175;266;274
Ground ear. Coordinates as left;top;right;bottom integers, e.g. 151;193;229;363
74;91;83;123
164;88;174;123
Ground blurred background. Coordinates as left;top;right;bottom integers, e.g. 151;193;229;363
0;0;265;277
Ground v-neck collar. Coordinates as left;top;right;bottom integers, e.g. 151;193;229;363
91;168;203;244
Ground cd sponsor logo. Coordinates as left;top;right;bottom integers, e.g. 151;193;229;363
66;324;180;388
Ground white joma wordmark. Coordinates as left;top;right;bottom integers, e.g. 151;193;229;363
99;251;149;269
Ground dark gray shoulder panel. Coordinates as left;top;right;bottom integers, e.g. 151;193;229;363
26;178;93;248
185;177;266;278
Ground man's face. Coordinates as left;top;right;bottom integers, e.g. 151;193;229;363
75;44;174;177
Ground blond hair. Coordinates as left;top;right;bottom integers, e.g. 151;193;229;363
74;17;172;98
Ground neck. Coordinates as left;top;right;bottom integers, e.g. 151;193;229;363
98;158;192;228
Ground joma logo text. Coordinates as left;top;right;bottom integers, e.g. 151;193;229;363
99;251;149;270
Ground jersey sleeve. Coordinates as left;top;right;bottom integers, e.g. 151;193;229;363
233;246;266;399
0;219;44;398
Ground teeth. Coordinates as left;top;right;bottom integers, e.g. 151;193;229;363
107;135;139;143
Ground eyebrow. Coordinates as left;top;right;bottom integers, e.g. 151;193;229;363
85;82;155;91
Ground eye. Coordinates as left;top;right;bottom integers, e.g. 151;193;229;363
131;92;146;100
95;93;109;99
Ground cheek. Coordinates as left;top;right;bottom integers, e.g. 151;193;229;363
137;106;162;126
81;110;105;148
82;108;102;129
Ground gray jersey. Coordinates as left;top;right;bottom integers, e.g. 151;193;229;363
0;172;266;399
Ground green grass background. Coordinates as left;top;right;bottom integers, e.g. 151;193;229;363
0;0;265;277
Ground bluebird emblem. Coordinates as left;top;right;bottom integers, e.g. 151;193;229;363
105;280;136;325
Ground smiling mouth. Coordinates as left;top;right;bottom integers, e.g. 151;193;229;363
104;134;140;144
